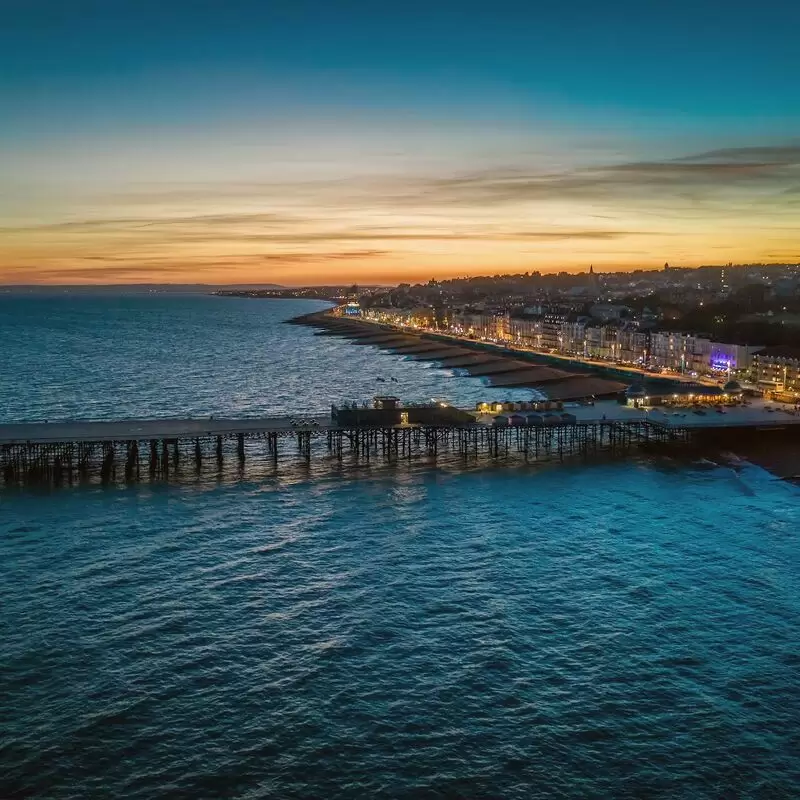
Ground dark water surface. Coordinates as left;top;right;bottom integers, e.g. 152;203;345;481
1;294;798;798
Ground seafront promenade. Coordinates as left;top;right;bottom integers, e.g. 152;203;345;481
426;329;722;388
288;310;722;401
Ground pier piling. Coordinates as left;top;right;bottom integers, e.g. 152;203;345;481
0;412;715;488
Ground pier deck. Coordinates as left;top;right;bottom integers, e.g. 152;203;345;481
2;402;797;487
1;402;798;446
0;416;330;445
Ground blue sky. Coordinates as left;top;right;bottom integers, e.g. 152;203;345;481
1;0;798;283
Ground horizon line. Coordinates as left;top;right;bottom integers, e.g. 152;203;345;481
1;259;798;290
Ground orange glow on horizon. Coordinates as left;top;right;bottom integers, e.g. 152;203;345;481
3;136;798;285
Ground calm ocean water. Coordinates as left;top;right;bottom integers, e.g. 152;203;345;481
1;294;798;798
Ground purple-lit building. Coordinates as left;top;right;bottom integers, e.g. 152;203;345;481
709;342;763;374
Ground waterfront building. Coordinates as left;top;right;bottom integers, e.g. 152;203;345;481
650;331;712;374
448;312;473;339
709;342;763;375
584;325;619;360
363;304;766;383
752;346;800;401
332;396;474;427
452;311;509;340
625;383;731;408
407;306;437;328
617;325;650;365
508;316;542;348
560;318;589;355
541;311;569;351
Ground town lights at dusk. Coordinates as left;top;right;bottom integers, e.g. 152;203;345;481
1;2;799;798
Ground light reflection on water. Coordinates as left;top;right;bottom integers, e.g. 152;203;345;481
0;294;798;798
0;294;534;423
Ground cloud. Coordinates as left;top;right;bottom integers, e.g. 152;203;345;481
0;249;391;283
158;229;653;243
2;139;798;283
389;142;800;209
0;212;311;235
602;161;782;176
676;144;800;164
3;208;656;247
13;140;793;227
256;249;390;262
0;263;193;281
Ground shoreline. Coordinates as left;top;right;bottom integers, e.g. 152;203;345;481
289;309;630;400
287;308;705;396
284;306;723;390
288;309;800;481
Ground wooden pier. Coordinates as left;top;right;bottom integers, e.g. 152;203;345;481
0;414;694;487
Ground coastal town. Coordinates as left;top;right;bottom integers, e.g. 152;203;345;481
228;261;800;405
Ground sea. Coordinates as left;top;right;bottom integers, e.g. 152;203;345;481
1;293;798;799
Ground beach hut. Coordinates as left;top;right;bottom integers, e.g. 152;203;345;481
509;413;526;426
542;413;561;425
493;414;510;426
526;413;543;426
560;412;577;424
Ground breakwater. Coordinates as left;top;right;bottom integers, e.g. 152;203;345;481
288;310;666;401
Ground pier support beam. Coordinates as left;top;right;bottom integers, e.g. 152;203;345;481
0;419;697;487
100;443;115;483
125;440;139;480
150;440;159;475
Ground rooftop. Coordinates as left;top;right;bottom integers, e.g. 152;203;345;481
756;346;800;360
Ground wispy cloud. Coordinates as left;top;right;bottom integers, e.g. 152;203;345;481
0;212;313;235
399;145;800;209
2;141;798;283
0;249;391;283
677;144;800;163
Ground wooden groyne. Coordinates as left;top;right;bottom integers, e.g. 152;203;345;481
289;311;629;401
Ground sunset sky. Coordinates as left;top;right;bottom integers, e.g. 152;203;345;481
1;0;799;285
